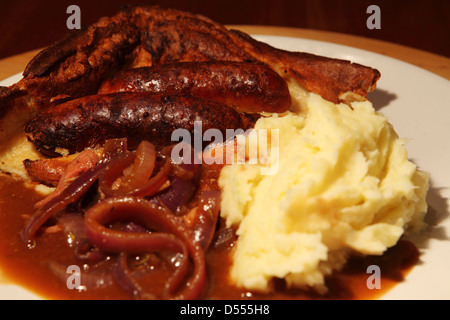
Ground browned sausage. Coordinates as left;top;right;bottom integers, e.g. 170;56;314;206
98;61;291;113
25;92;255;157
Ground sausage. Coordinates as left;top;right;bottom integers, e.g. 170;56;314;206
98;61;291;113
24;92;255;157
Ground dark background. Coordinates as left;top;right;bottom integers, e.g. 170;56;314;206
0;0;449;60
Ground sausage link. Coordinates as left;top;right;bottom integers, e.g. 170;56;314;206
24;92;254;157
98;61;291;113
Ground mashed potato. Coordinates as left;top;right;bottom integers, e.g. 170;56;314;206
218;93;429;293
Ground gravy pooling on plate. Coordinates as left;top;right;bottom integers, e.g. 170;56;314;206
0;173;420;299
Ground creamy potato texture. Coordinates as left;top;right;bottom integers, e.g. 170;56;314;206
218;93;429;293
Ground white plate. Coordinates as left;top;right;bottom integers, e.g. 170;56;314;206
1;35;449;300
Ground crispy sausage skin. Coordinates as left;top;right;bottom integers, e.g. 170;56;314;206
98;61;291;113
24;92;254;157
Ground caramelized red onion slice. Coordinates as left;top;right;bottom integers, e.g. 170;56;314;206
112;252;155;299
123;141;156;187
21;162;107;245
159;143;201;213
22;138;127;245
129;159;172;197
191;190;221;250
35;149;99;209
84;196;206;299
99;141;171;198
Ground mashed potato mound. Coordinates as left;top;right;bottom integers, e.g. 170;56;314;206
218;93;429;293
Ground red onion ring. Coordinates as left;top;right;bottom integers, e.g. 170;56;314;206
84;196;206;299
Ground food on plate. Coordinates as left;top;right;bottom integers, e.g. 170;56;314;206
24;92;257;157
97;61;292;113
219;94;429;294
0;5;428;300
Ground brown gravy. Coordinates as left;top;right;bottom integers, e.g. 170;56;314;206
0;173;419;300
